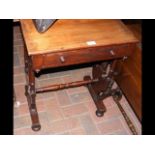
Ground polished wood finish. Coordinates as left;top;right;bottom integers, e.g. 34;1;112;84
84;61;119;117
20;19;138;131
115;24;141;120
127;24;141;41
20;19;138;55
31;44;136;70
36;78;99;93
24;46;41;131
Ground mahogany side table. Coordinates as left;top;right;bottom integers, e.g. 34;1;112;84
20;19;138;131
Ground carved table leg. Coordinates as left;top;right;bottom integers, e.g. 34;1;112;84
84;75;106;116
84;60;120;117
24;48;41;131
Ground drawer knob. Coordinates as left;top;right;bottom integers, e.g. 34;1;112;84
60;56;65;63
110;50;115;56
123;56;128;61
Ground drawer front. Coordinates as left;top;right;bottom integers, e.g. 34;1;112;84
32;44;135;70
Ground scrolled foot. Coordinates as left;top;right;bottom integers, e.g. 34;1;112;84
96;109;104;117
32;123;41;131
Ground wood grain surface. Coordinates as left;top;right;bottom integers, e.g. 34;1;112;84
20;19;138;55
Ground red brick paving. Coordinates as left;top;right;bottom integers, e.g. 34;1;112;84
14;25;141;135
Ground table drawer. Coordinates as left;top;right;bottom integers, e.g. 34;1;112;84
32;44;135;70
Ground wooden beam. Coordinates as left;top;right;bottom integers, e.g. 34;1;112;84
36;78;99;93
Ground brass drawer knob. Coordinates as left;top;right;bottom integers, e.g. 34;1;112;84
110;50;115;56
60;56;65;63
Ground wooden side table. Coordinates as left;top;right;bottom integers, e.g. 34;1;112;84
20;19;138;131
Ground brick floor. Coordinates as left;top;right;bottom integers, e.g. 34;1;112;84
13;24;141;135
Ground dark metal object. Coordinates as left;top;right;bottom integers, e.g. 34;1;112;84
33;19;57;33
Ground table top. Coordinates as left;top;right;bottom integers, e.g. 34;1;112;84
20;19;138;56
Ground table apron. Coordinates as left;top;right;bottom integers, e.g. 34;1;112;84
31;44;136;70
